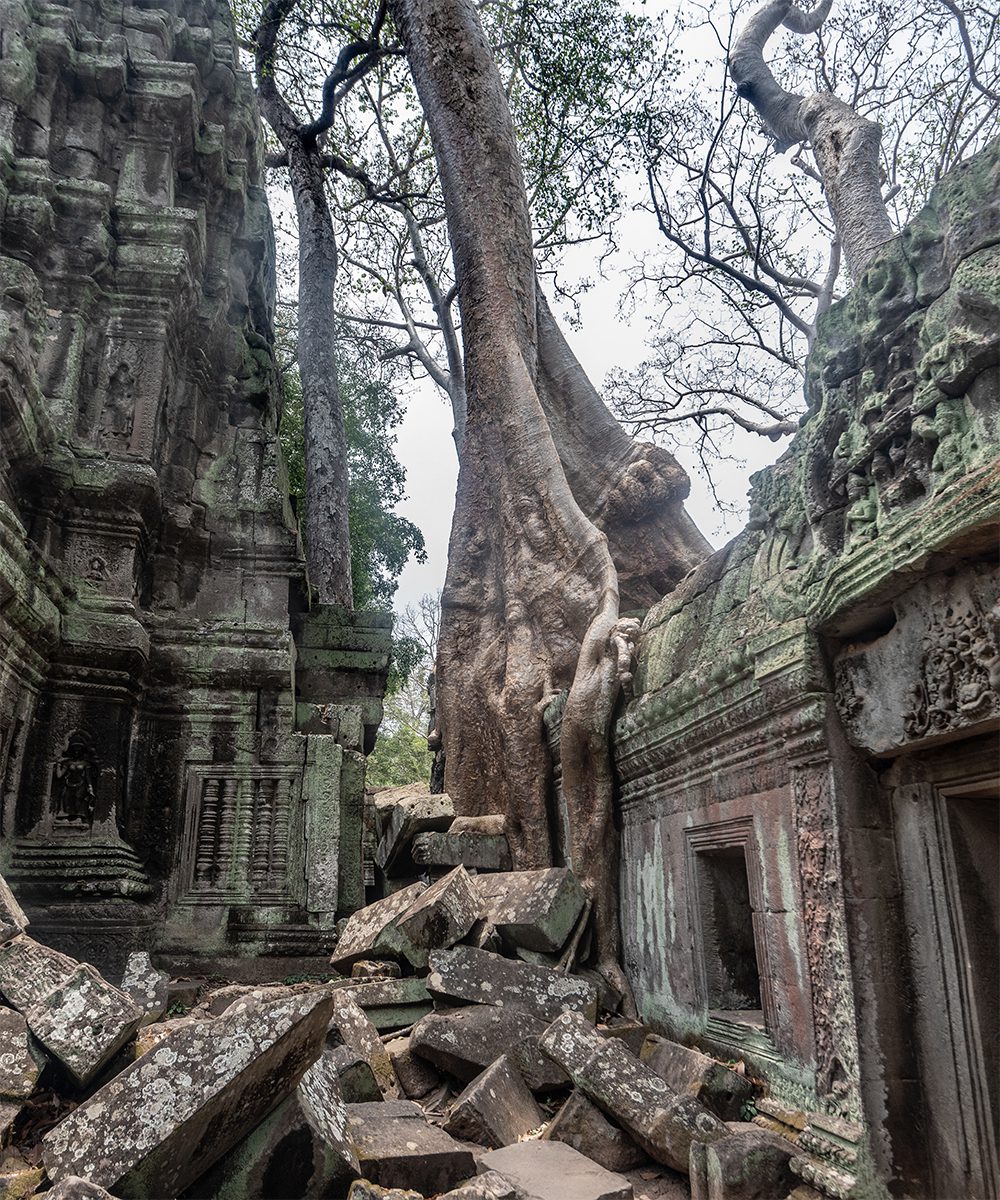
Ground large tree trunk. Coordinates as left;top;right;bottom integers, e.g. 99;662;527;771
388;0;707;1001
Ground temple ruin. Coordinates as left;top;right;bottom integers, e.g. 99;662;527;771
0;0;997;1196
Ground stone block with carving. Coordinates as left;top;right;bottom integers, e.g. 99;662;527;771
428;944;598;1022
42;991;335;1197
474;869;585;953
539;1011;727;1173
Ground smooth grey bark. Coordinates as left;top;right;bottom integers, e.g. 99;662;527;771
729;0;895;281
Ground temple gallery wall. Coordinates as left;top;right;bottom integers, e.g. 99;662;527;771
0;0;997;1198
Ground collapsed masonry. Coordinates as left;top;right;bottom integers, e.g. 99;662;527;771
0;796;856;1200
0;0;390;971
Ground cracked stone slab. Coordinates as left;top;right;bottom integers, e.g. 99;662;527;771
474;870;585;953
331;883;427;971
346;1099;477;1195
42;991;335;1197
396;866;482;969
443;1054;543;1149
479;1140;634;1200
428;945;597;1022
539;1012;727;1172
120;951;169;1027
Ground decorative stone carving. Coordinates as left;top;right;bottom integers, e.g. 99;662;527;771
52;732;98;826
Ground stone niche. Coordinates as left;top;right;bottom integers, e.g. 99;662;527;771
0;0;390;975
606;137;1000;1200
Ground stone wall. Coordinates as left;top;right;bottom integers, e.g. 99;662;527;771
0;0;390;974
612;140;999;1199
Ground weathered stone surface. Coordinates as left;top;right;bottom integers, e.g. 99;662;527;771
688;1127;795;1200
411;1005;567;1092
439;1172;518;1200
0;1008;41;1100
45;1179;117;1200
42;991;335;1196
1;1097;23;1140
543;1091;646;1172
642;1036;755;1122
135;1016;201;1059
539;1012;727;1172
346;975;433;1029
120;952;169;1027
412;830;512;872
475;870;585;953
376;793;455;875
346;1099;477;1194
386;1035;442;1100
396;866;482;968
347;1182;424;1200
428;945;598;1022
0;936;77;1010
331;884;427;971
443;1054;543;1148
329;990;400;1098
599;1022;649;1057
326;1044;383;1103
27;964;142;1087
0;875;27;944
352;960;402;980
479;1140;634;1200
184;1049;360;1199
197;983;315;1019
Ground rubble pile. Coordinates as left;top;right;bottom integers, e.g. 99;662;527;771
0;790;857;1200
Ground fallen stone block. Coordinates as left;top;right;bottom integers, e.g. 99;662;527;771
412;829;512;872
376;793;455;875
352;959;402;980
385;1035;441;1100
347;1181;423;1200
0;935;77;1010
44;1179;117;1199
411;1005;567;1092
331;883;427;971
0;873;28;943
689;1126;796;1200
599;1021;649;1056
197;982;316;1018
539;1012;727;1173
475;869;585;953
463;918;503;954
329;990;400;1098
326;1044;382;1103
120;951;169;1027
346;1099;476;1195
543;1090;646;1172
0;1008;42;1100
443;1054;543;1148
479;1140;634;1200
186;1048;360;1199
346;975;433;1030
438;1172;518;1200
642;1035;754;1121
428;945;597;1022
396;866;481;969
42;990;335;1197
135;1016;201;1059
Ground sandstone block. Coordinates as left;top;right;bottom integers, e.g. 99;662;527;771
376;793;455;875
479;1140;634;1200
186;1048;360;1199
120;951;169;1027
411;1005;567;1092
599;1021;649;1056
346;1099;477;1195
0;873;27;943
475;870;585;953
438;1172;518;1200
443;1054;543;1148
326;1044;383;1102
42;991;335;1197
27;963;142;1087
539;1012;727;1173
428;945;597;1022
689;1126;796;1200
329;990;400;1098
135;1016;200;1059
0;936;77;1010
0;1008;42;1099
396;866;481;969
412;830;512;872
346;975;432;1029
543;1091;646;1172
642;1035;754;1121
331;883;427;970
385;1035;441;1099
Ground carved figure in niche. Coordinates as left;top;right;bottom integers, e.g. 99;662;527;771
98;363;135;445
85;556;109;582
53;731;98;823
844;472;877;548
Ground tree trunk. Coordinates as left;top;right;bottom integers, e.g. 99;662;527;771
388;0;707;1001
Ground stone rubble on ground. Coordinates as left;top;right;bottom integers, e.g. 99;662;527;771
0;795;840;1199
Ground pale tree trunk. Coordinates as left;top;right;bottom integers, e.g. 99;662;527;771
388;0;707;1004
729;0;895;280
256;4;354;607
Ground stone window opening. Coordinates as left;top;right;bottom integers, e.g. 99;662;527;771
696;846;764;1021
